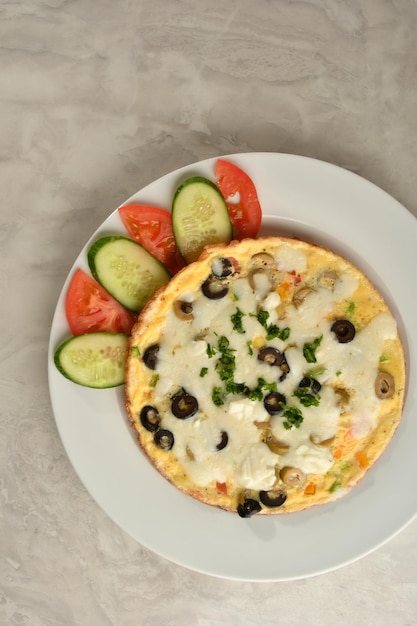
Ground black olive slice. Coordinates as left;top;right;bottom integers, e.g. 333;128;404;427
212;257;234;278
143;344;159;370
171;390;199;419
331;319;356;343
140;405;161;432
237;498;262;518
154;429;174;451
259;489;287;508
258;347;290;380
202;276;229;299
299;376;321;394
278;353;290;381
264;392;286;415
216;430;229;451
258;347;284;367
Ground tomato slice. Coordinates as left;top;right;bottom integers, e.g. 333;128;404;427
215;159;262;239
65;269;135;335
118;204;185;275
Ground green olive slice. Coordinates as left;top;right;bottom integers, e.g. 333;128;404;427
375;371;395;399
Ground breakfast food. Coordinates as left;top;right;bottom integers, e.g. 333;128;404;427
125;237;406;516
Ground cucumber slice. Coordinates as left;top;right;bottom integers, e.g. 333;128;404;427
54;332;128;388
172;176;232;264
88;236;170;312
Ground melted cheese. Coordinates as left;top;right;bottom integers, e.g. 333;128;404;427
151;256;396;489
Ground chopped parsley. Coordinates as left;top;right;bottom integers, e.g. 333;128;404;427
266;324;290;341
206;343;217;358
247;378;277;401
231;307;246;334
212;386;225;406
303;335;323;363
210;336;281;406
218;336;230;352
246;340;254;356
279;403;304;430
215;336;236;381
293;387;320;407
225;380;248;395
255;310;269;327
199;367;208;378
211;336;238;405
379;353;389;363
251;310;290;341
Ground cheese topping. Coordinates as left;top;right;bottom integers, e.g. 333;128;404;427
151;253;394;489
126;237;405;515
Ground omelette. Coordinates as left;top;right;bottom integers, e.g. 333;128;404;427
125;237;406;516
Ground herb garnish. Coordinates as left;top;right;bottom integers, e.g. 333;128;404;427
231;307;246;334
248;378;277;401
225;380;248;395
210;336;279;406
255;310;269;327
212;386;225;406
215;336;236;381
200;367;208;378
303;335;323;363
251;310;290;341
266;324;290;341
279;403;304;430
293;387;320;407
206;343;217;358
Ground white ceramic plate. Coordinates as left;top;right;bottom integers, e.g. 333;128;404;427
48;153;417;582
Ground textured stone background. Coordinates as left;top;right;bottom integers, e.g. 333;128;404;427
1;1;416;624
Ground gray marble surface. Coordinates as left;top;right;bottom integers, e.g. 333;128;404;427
2;1;417;624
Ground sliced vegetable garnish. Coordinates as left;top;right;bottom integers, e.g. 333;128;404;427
65;269;135;336
54;332;129;388
172;176;232;264
87;235;171;312
56;161;265;388
118;204;185;275
215;159;262;239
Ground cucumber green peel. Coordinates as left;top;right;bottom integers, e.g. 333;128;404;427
88;235;171;312
172;176;232;264
54;332;128;388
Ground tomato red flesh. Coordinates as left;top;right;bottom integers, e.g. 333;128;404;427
118;204;185;275
216;481;228;495
215;159;262;239
65;269;135;335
